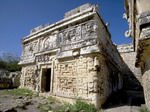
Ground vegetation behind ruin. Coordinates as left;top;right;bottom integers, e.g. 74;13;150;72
0;53;21;72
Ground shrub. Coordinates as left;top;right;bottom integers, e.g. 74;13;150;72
73;99;97;112
47;96;59;104
58;99;97;112
38;97;102;112
0;88;33;96
139;107;150;112
0;53;21;72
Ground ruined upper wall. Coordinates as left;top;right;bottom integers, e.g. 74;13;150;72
64;3;98;18
117;43;134;53
29;3;98;36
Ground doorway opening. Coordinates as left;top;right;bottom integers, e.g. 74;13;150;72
41;68;51;92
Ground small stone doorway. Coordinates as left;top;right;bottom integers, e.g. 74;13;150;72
41;68;51;92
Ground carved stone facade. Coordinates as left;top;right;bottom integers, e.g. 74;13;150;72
124;0;150;109
19;3;124;108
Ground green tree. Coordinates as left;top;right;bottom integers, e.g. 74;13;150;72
0;53;21;72
0;58;7;69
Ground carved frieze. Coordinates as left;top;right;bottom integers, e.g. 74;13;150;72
23;41;38;54
19;41;38;64
36;54;55;63
20;66;37;90
20;20;99;65
59;20;98;51
43;34;57;50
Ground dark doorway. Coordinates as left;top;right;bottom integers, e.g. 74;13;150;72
41;68;51;92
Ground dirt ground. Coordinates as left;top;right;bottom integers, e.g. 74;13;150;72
0;92;42;112
0;89;145;112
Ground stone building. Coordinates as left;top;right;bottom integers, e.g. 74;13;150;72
19;3;124;108
124;0;150;109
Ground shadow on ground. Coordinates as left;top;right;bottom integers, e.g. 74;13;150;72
102;89;145;109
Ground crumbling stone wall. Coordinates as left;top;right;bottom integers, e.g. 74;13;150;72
0;70;21;89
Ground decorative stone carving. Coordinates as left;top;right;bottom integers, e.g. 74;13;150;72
20;66;37;90
36;54;54;63
43;34;57;50
54;56;112;100
19;41;38;64
59;20;98;51
117;43;134;53
125;18;132;37
19;3;124;109
56;61;77;97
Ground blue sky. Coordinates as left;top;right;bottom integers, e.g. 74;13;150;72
0;0;131;56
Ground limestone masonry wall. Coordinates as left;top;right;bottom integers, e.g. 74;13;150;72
117;44;142;82
117;44;142;90
19;3;124;108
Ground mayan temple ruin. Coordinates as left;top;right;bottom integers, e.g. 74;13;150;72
18;3;127;108
124;0;150;109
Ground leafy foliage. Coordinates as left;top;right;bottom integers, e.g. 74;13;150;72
0;88;33;96
38;98;99;112
59;99;98;112
47;96;59;104
0;58;7;69
0;53;21;72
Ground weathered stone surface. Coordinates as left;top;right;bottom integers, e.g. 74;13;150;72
117;44;143;92
0;70;21;89
64;3;98;18
117;44;142;82
117;43;134;53
19;3;124;108
124;0;150;109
